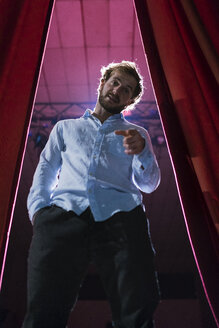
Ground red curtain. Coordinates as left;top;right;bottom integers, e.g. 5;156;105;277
134;0;219;325
0;0;55;286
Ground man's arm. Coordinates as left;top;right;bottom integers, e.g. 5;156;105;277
27;122;63;221
115;128;160;193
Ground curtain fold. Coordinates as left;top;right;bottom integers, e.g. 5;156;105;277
0;0;55;286
133;0;219;325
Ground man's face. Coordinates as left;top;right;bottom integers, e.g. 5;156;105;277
98;70;137;114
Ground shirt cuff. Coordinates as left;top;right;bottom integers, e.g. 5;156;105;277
134;144;154;170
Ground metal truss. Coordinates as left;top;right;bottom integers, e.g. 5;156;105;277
29;102;166;150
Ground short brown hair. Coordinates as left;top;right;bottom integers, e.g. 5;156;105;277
99;60;144;109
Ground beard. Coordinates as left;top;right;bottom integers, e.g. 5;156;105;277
98;92;126;114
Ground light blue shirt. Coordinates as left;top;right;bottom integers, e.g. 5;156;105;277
27;109;160;222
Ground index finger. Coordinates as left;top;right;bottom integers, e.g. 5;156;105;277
115;129;138;137
114;130;129;137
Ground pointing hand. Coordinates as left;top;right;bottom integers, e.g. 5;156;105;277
115;129;145;155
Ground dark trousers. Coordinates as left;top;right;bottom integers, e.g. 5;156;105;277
22;205;160;328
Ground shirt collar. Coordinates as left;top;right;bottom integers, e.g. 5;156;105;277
83;109;124;121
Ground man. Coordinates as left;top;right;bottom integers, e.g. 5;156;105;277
22;61;160;328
